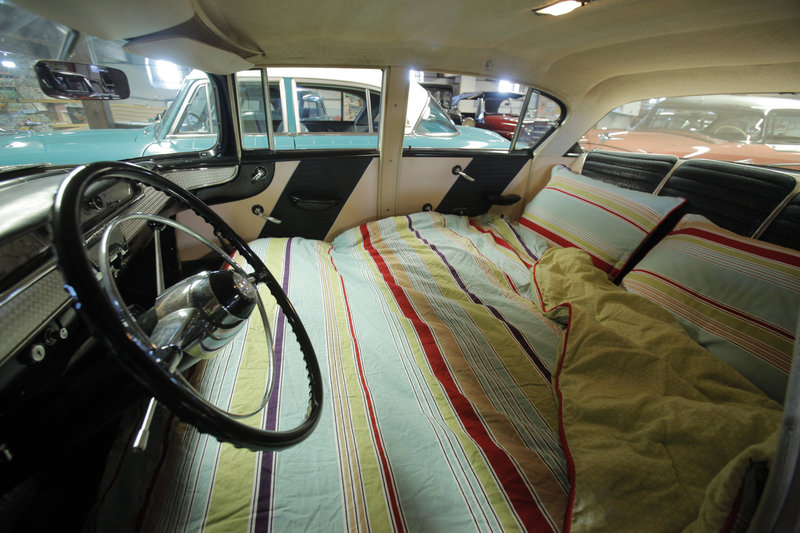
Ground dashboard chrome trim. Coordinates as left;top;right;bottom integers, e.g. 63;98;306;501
0;262;70;364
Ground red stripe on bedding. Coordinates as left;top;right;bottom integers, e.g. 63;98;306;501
335;251;407;533
545;185;649;233
671;227;800;267
634;269;794;341
468;219;533;269
532;259;577;533
519;218;614;274
360;223;554;532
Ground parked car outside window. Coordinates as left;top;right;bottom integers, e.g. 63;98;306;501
235;69;512;151
452;90;563;149
580;94;800;170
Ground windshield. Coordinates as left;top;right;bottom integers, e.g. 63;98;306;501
0;3;216;168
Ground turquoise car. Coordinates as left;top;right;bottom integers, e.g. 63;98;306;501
1;68;509;166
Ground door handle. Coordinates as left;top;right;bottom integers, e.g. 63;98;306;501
485;193;521;206
289;194;340;211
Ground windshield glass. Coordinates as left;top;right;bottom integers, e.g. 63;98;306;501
580;94;800;170
0;3;216;167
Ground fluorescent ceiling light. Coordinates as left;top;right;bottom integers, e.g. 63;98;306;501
535;1;583;16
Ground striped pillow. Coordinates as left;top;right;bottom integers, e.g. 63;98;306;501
622;215;800;403
518;165;685;279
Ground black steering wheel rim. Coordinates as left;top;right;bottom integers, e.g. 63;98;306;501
52;161;323;451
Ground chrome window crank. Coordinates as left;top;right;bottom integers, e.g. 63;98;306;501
452;165;476;182
252;204;282;224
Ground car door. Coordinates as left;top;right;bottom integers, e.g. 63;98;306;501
175;69;382;263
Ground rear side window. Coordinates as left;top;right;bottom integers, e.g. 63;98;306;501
406;71;562;151
579;94;800;171
294;84;373;133
235;68;383;150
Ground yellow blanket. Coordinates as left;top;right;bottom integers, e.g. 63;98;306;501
532;247;782;533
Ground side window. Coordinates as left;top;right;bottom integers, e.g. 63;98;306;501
413;96;458;134
767;110;800;144
405;72;562;151
269;82;284;132
368;90;381;132
578;94;800;171
173;83;217;135
294;84;369;133
237;77;267;134
513;92;562;149
233;68;383;151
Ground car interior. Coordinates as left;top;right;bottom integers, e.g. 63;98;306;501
1;0;799;532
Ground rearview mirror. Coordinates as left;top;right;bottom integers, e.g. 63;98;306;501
34;60;130;100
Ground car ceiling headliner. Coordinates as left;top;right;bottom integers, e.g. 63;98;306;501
14;0;800;155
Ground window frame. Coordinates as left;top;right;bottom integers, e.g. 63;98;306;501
165;79;219;140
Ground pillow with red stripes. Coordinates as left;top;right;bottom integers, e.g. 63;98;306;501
621;214;800;403
518;165;685;279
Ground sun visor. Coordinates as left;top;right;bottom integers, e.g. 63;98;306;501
12;0;194;41
125;37;253;75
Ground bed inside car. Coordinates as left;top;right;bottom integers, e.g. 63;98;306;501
1;0;799;532
89;154;800;533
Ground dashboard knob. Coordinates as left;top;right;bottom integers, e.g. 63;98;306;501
29;343;46;363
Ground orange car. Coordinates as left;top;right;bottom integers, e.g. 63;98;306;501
580;94;800;170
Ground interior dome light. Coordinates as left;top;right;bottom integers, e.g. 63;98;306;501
535;1;584;16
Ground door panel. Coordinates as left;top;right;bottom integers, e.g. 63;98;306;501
261;156;375;238
396;153;532;218
175;155;378;261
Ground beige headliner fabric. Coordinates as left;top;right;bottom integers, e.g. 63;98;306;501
14;0;800;169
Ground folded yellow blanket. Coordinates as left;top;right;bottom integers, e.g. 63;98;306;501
532;247;782;533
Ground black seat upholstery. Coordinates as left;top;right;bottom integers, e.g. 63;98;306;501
658;160;797;237
760;192;800;250
582;150;678;193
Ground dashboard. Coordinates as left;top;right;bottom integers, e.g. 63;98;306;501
0;172;144;390
0;162;239;492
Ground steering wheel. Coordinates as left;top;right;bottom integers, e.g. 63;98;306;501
713;124;748;141
51;161;323;451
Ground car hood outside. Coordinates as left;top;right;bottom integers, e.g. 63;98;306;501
404;125;510;150
0;127;153;167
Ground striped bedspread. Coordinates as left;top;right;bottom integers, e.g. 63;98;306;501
126;212;571;532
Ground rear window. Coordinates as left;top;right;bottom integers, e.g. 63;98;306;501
579;94;800;170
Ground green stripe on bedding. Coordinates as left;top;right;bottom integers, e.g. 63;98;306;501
340;213;568;529
518;165;684;278
622;215;800;403
338;217;530;531
141;212;570;532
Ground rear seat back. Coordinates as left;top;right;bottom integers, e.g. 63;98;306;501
581;150;678;193
656;159;797;237
759;192;800;250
